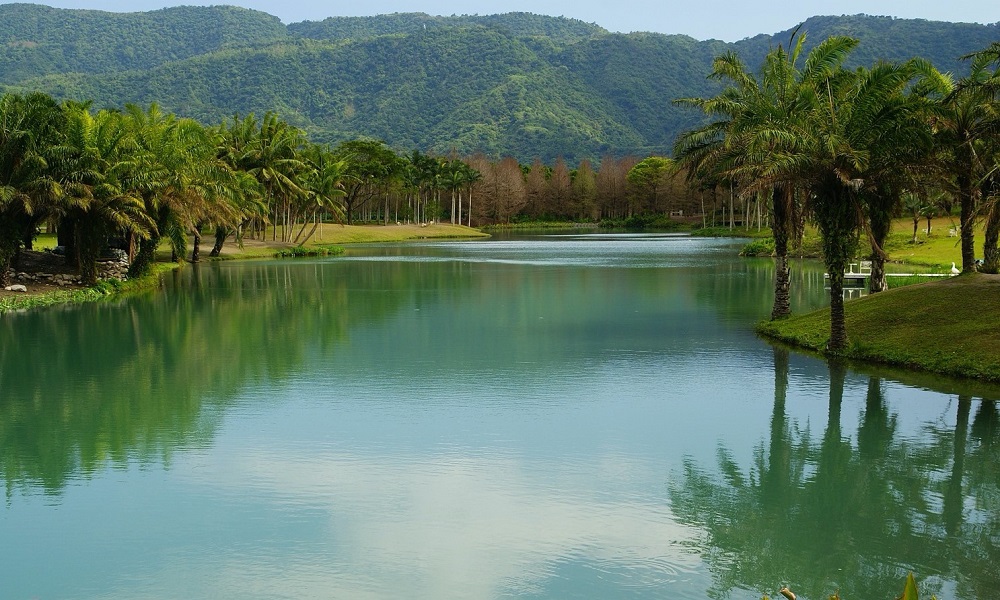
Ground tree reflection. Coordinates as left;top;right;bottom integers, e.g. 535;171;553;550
670;349;1000;600
0;260;439;498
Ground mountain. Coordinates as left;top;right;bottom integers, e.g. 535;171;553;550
0;4;287;82
1;4;997;161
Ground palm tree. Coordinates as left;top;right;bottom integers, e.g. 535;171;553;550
443;159;467;224
294;143;346;245
934;43;1000;273
464;163;482;227
793;58;932;349
219;113;307;243
858;59;942;293
51;107;153;284
675;34;844;321
0;92;64;286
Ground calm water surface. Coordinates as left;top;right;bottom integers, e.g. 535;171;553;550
1;233;997;600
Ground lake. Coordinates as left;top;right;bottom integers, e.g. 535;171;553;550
1;232;997;600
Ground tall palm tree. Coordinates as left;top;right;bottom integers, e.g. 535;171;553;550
52;107;153;284
935;43;1000;273
464;163;482;227
443;159;467;224
675;34;848;321
294;143;346;245
793;59;932;350
0;92;64;286
219;113;307;243
858;59;942;293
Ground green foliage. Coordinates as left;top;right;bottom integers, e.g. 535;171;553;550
1;9;995;161
273;245;341;257
288;12;606;43
0;4;287;83
902;572;920;600
757;274;1000;381
740;238;776;256
598;214;687;230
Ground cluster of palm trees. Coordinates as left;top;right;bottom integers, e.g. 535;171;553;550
0;92;491;288
675;35;1000;351
0;94;345;285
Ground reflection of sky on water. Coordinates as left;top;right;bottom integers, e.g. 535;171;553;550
3;233;997;599
343;235;745;269
170;446;705;599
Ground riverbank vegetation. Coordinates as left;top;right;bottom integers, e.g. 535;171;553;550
758;274;1000;381
674;34;1000;353
2;25;998;379
3;6;998;161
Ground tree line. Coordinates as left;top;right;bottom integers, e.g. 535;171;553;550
674;35;1000;351
0;90;727;291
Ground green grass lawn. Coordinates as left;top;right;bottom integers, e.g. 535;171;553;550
758;273;1000;381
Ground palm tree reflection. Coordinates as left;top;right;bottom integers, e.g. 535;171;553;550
670;348;1000;600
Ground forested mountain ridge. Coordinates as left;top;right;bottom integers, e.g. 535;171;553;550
286;12;608;44
0;3;287;82
1;4;997;161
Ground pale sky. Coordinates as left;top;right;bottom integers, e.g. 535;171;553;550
9;0;1000;41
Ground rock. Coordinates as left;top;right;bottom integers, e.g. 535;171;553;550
4;284;27;292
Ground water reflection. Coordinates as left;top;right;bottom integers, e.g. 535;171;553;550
671;346;1000;600
170;448;703;599
1;234;998;599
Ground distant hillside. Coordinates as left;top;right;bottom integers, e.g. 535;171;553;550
0;3;287;82
736;14;1000;75
1;5;997;161
287;12;607;43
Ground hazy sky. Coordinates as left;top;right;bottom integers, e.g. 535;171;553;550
11;0;1000;41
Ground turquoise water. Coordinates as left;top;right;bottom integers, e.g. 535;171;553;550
1;233;996;599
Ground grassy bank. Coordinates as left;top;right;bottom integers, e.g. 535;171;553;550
0;262;176;313
3;224;488;313
738;216;966;267
757;273;1000;381
203;223;488;259
304;222;489;244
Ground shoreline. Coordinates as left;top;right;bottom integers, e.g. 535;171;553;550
8;222;994;387
0;223;488;313
756;273;1000;384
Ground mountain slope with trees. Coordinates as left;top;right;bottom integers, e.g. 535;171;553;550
0;4;288;82
1;4;997;160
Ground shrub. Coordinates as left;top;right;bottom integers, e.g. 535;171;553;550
740;238;776;256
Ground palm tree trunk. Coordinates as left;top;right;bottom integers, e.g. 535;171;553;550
0;243;16;288
982;202;1000;273
128;234;160;278
300;218;322;246
210;226;228;257
958;170;978;273
770;187;791;320
869;258;887;294
815;178;855;352
828;271;848;351
293;210;311;245
191;226;202;263
77;230;101;286
944;396;971;535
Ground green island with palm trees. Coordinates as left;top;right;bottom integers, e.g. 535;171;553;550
2;34;999;386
